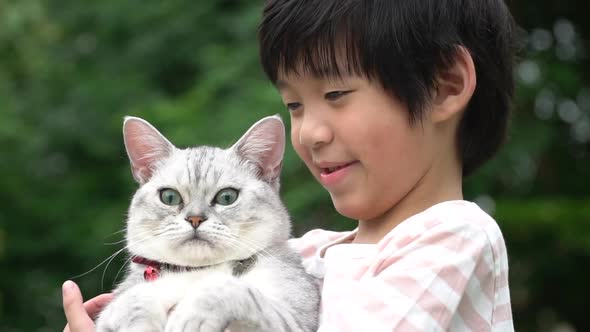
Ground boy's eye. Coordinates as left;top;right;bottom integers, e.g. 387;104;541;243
325;90;351;101
286;102;302;112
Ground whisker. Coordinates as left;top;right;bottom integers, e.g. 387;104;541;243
103;238;127;246
71;229;169;287
103;228;128;238
222;232;278;261
239;237;280;261
69;247;128;280
100;229;172;289
112;255;135;289
206;234;259;260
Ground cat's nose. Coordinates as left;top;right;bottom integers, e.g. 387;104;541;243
185;215;207;228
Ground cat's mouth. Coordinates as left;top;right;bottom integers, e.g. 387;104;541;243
181;231;214;247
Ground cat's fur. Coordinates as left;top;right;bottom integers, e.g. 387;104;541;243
95;116;319;332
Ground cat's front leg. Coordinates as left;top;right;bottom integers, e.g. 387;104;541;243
96;282;168;332
165;276;265;332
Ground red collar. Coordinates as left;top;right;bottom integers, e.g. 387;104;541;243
131;255;162;268
131;255;199;281
131;254;258;281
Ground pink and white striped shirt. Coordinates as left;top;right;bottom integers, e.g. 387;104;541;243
289;200;514;331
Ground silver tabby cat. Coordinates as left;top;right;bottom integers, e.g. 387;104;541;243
95;116;319;332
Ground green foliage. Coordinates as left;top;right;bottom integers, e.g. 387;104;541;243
0;0;588;331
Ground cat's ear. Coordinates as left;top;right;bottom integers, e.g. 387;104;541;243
232;115;285;188
123;116;175;184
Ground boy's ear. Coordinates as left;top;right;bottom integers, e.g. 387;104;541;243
431;46;476;123
123;116;175;184
231;115;285;190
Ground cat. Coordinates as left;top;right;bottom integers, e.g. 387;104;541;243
95;115;320;332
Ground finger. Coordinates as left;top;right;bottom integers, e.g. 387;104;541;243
83;293;114;319
62;280;95;332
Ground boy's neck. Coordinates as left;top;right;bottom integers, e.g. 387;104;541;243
352;158;464;245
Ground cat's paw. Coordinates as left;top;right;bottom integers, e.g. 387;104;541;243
164;276;265;332
164;276;244;332
164;295;230;332
96;283;167;332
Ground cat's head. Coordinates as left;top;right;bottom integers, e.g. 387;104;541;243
122;115;289;267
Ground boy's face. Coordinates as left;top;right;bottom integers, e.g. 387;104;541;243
277;72;439;222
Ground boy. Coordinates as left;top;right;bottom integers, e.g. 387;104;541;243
259;0;516;330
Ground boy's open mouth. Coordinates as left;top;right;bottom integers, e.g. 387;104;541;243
321;161;357;174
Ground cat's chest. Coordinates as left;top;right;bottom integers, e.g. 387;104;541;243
107;262;237;313
129;263;232;302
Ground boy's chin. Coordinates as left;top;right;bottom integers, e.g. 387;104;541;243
331;191;397;223
331;195;371;221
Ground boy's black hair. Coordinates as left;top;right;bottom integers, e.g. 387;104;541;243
258;0;520;176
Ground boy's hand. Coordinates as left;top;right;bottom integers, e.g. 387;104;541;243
62;280;113;332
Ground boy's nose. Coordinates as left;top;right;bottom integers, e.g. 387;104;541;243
298;115;333;148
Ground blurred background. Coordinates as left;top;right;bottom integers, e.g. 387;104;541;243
0;0;588;331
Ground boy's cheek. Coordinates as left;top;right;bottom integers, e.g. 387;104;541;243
291;142;318;177
290;127;306;158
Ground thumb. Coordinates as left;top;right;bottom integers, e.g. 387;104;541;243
62;280;95;332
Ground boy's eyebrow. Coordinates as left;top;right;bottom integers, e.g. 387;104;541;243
275;71;352;90
275;80;289;90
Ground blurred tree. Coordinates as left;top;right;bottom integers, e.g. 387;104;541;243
0;0;588;331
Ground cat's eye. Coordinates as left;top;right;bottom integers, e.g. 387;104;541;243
213;188;239;206
159;188;183;206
